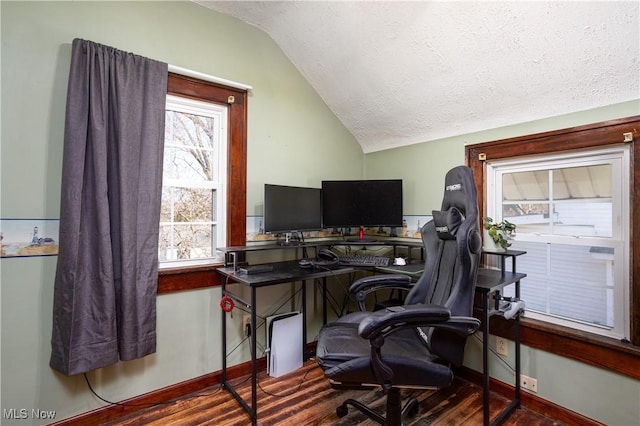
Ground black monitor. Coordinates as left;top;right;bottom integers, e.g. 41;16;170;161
263;184;322;234
321;179;403;228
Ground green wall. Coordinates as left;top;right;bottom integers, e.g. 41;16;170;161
1;1;639;425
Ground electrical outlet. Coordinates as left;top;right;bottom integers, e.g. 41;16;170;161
242;314;251;336
521;374;538;393
496;337;508;356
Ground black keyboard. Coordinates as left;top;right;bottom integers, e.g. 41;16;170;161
338;255;390;267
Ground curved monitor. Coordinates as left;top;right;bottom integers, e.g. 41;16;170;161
264;184;322;233
322;179;403;228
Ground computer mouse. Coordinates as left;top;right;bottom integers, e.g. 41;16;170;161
394;257;406;266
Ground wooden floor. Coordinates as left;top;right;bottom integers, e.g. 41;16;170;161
104;361;563;426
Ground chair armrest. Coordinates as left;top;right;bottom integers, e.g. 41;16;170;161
357;304;480;339
348;274;413;294
349;274;413;311
358;304;450;339
434;316;481;335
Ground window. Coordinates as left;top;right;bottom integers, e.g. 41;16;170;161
486;147;630;340
159;95;228;266
157;73;247;293
466;116;640;380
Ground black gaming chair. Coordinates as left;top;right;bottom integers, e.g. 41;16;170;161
316;165;482;425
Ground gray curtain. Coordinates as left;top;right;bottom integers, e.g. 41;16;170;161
50;39;168;376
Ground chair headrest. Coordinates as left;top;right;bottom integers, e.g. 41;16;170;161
432;207;463;240
440;166;478;218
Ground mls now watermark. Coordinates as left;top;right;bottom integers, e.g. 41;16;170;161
3;408;57;421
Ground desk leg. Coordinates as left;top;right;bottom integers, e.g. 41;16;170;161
302;279;308;360
322;277;328;325
485;281;522;425
250;286;257;425
482;292;490;426
220;278;256;424
221;279;227;384
515;312;521;408
515;280;521;409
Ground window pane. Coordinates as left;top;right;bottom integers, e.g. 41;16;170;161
163;146;215;182
160;187;214;223
502;170;548;201
501;165;612;237
165;110;215;181
502;170;551;234
552;201;612;237
502;203;550;232
158;224;215;261
510;240;615;330
549;244;614;327
160;93;228;267
159;186;173;223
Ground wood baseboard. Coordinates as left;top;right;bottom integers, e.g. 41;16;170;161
52;347;601;426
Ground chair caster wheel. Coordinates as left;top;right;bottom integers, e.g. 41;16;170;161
336;405;349;418
407;403;419;417
403;398;419;418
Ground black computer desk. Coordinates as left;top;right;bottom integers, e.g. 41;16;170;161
217;260;356;425
217;249;525;426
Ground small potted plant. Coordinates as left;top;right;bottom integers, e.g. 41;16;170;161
483;216;516;252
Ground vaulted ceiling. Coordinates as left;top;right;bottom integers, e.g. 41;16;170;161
197;1;639;153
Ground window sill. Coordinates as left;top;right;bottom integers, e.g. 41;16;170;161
159;259;224;272
490;315;640;380
158;262;224;294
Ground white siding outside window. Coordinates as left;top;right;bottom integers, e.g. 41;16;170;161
486;147;630;340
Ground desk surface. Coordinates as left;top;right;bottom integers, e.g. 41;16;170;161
475;268;526;293
218;260;356;287
219;258;524;292
371;263;526;291
218;238;424;254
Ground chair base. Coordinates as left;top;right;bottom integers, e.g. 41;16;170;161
336;388;418;426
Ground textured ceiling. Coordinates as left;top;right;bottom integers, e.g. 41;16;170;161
198;1;639;153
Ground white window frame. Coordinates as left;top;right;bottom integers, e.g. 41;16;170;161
486;146;630;340
159;94;228;268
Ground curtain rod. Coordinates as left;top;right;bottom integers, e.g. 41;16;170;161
168;64;253;92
